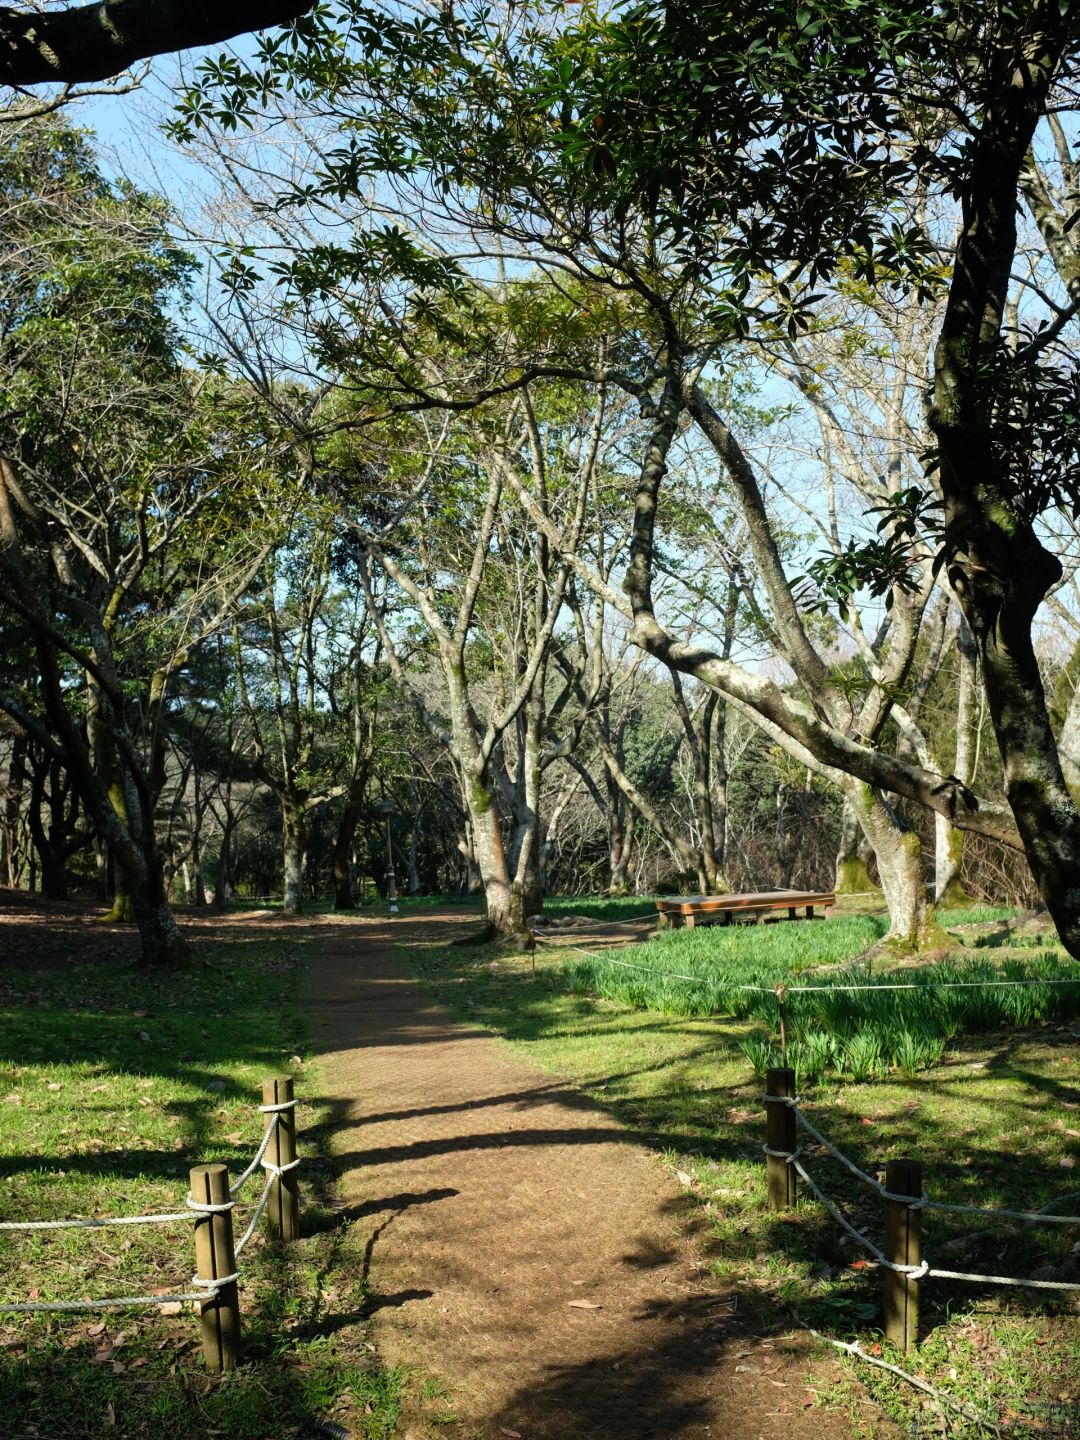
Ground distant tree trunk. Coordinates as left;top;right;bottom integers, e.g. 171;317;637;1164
834;794;879;894
507;684;544;920
848;784;939;950
405;786;422;895
282;807;305;915
2;733;28;886
934;619;978;906
469;778;518;933
332;793;364;910
213;813;235;911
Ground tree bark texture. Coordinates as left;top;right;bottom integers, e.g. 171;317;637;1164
927;6;1080;954
0;0;315;87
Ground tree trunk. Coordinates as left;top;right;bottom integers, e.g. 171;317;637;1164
131;868;186;966
213;815;234;911
467;772;521;936
331;795;363;910
2;733;28;887
848;784;940;951
40;849;67;902
934;619;978;907
282;808;305;915
834;794;879;894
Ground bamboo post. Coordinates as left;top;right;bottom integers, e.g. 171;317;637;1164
262;1075;300;1241
765;1067;798;1212
190;1162;241;1373
883;1158;922;1353
774;984;788;1066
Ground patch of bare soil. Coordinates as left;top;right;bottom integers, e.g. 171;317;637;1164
303;913;884;1440
0;888;358;970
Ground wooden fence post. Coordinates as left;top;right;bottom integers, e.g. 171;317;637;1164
883;1157;922;1353
765;1067;798;1212
189;1162;241;1373
262;1075;301;1241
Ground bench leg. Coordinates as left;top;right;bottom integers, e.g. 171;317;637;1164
788;907;797;921
805;906;814;919
684;913;696;929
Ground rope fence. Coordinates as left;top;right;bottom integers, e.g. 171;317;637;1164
0;1075;302;1372
762;1068;1080;1351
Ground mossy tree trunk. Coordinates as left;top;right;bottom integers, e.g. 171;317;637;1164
834;794;879;895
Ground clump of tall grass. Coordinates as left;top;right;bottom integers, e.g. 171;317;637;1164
563;921;1079;1085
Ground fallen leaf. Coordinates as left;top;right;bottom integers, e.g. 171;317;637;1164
137;1031;151;1043
499;1430;523;1438
105;1404;116;1426
676;1169;694;1188
567;1300;602;1309
46;1083;62;1092
87;1323;106;1337
129;1356;148;1369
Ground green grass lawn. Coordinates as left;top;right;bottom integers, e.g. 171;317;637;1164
560;907;1080;1087
408;912;1080;1439
0;937;402;1440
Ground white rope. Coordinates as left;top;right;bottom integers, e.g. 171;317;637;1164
786;976;1080;993
191;1270;239;1292
231;1114;279;1195
264;1157;300;1176
558;945;775;990
258;1099;297;1114
790;1154;929;1277
0;1290;207;1314
234;1174;276;1258
534;912;657;931
782;1096;1079;1226
791;1107;885;1193
185;1194;235;1216
922;1196;1080;1225
925;1266;1080;1291
762;1143;803;1161
0;1210;190;1232
807;1330;1000;1431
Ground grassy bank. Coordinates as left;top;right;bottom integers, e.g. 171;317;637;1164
0;935;402;1440
560;908;1080;1084
408;915;1080;1438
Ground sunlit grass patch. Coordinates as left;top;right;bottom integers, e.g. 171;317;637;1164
0;937;395;1440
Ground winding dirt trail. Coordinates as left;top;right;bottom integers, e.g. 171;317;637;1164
302;912;864;1440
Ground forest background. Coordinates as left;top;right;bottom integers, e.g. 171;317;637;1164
3;0;1080;963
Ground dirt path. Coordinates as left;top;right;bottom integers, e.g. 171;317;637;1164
303;913;864;1440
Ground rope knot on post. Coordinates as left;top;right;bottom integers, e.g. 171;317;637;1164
762;1143;802;1162
190;1269;241;1294
879;1187;928;1209
185;1194;236;1216
262;1157;302;1178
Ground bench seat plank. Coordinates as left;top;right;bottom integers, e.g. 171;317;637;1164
655;889;835;928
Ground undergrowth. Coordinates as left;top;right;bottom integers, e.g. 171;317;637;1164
0;935;401;1440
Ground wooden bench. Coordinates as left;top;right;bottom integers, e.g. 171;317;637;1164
655;889;835;929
